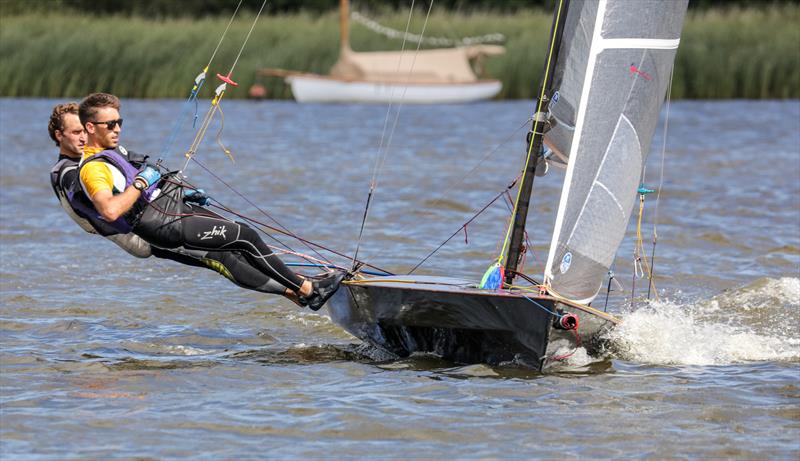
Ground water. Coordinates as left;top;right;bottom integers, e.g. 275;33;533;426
1;99;798;459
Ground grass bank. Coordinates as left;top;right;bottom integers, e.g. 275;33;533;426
1;5;797;100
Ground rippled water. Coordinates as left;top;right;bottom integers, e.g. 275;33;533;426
1;99;798;459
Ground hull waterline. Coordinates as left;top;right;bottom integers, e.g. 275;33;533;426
286;75;502;104
326;275;618;371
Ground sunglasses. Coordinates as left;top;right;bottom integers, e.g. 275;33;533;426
90;118;123;130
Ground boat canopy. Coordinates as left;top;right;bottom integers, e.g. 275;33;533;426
329;45;505;84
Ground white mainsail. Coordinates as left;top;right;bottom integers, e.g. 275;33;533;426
543;0;689;303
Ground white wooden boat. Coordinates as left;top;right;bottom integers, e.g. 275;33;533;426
259;0;505;104
285;73;502;104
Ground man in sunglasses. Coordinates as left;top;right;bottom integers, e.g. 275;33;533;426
48;101;315;298
49;102;154;256
76;92;343;310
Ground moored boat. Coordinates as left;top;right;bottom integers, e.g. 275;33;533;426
258;0;505;104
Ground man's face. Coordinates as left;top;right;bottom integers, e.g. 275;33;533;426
55;113;86;158
85;106;121;149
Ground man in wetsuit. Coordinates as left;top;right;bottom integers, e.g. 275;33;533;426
49;102;151;257
48;102;319;302
76;93;343;309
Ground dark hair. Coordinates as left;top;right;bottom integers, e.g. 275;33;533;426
48;102;79;147
78;92;120;126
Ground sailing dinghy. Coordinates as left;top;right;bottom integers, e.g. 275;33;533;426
327;0;689;371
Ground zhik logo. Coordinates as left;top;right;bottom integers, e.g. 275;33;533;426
199;225;227;240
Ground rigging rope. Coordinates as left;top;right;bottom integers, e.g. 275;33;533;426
351;11;505;46
632;189;656;306
631;65;675;306
351;0;435;270
407;177;519;275
158;0;243;163
168;169;387;273
188;156;335;268
496;0;565;278
147;1;392;280
155;0;344;272
374;116;532;271
647;66;674;300
205;202;393;276
182;0;268;172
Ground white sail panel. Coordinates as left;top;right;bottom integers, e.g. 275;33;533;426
543;1;597;166
543;0;688;303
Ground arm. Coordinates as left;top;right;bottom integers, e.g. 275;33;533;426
90;186;142;222
80;161;159;222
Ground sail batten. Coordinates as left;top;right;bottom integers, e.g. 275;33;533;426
542;0;688;303
602;38;681;49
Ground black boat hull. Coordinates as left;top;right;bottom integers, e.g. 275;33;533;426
326;275;618;370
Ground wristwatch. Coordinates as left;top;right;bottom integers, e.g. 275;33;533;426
133;180;146;191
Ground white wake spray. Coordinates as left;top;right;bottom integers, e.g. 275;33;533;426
604;277;800;365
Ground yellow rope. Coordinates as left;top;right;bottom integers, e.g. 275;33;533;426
182;0;267;170
496;0;565;267
215;104;235;163
185;90;224;163
345;278;458;286
634;194;660;302
513;284;623;323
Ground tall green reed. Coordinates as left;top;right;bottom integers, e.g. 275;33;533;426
1;5;797;100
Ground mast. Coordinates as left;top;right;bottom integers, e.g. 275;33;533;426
504;0;570;286
340;0;351;52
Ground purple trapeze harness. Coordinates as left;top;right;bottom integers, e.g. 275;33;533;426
75;148;160;234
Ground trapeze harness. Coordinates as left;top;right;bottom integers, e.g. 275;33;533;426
50;154;102;234
51;152;130;237
77;148;304;293
50;151;287;294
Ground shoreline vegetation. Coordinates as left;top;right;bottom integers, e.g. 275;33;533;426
1;5;798;100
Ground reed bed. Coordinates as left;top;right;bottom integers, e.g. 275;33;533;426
1;5;797;99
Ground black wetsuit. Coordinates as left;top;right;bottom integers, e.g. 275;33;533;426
134;177;305;292
51;153;288;294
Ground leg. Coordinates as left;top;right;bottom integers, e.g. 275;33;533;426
202;251;289;295
179;214;311;295
135;194;333;306
152;247;287;295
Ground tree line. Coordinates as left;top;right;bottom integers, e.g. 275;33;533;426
2;0;797;17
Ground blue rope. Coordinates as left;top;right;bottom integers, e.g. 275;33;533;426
158;80;206;161
522;295;563;318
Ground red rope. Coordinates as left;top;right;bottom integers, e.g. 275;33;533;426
550;328;583;361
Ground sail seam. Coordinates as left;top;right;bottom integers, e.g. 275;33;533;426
595;181;624;215
544;0;608;283
600;38;681;50
601;38;681;50
563;113;633;247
